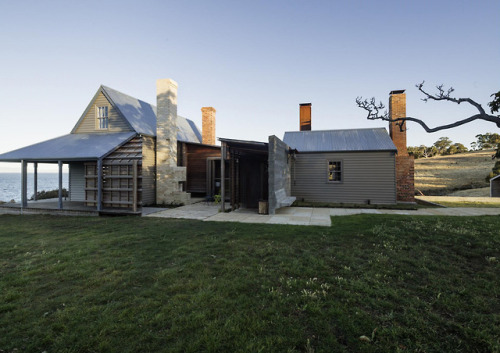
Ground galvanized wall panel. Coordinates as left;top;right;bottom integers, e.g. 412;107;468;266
141;136;156;205
74;92;132;134
292;151;396;204
69;162;85;201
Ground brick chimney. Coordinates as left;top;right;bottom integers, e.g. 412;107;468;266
389;90;408;155
299;103;311;131
156;78;190;205
389;90;414;203
201;107;216;145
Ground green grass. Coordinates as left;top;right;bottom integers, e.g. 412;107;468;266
292;201;420;210
0;215;499;353
432;200;500;208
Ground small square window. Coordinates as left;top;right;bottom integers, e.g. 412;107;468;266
327;161;342;182
97;106;108;129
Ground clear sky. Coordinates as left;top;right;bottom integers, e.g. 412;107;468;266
0;0;498;172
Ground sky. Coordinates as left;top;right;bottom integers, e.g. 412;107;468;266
0;0;498;172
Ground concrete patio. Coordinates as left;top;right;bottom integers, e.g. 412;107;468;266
144;203;500;227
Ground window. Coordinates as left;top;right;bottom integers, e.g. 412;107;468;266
327;161;342;182
97;106;109;129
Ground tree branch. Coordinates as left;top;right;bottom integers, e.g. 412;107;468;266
356;82;500;132
416;81;486;114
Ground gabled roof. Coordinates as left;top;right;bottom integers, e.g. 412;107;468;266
0;132;136;162
283;128;397;153
71;85;202;143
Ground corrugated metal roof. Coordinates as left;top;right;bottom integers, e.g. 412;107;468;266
0;132;135;162
102;86;201;143
283;128;397;152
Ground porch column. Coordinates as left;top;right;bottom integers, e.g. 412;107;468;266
21;160;28;208
97;159;103;212
58;160;63;209
221;144;226;212
33;162;38;201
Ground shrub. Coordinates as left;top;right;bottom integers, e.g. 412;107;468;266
30;188;69;201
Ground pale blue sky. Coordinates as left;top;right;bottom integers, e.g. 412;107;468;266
0;0;498;172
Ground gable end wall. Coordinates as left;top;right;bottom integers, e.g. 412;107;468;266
74;92;132;134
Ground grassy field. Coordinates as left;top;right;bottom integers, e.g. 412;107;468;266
415;150;496;195
1;215;499;353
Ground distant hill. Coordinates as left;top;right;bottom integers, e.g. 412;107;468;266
415;150;496;196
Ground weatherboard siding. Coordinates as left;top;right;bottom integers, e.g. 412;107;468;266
141;136;156;205
74;92;132;134
292;151;396;204
69;163;85;201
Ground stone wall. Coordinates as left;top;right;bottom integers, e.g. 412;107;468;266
268;135;292;214
156;78;190;205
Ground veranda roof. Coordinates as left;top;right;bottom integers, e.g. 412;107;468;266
0;132;136;162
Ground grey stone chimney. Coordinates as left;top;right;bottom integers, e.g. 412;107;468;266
155;78;191;205
156;79;178;166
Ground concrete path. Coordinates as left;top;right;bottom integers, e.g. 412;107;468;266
145;203;500;227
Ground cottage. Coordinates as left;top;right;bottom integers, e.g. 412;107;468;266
0;79;221;213
220;90;415;214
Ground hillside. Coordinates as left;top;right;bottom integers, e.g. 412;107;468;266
415;150;496;196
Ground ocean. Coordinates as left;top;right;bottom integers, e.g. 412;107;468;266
0;173;69;202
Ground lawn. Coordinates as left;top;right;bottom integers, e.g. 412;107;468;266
0;215;499;353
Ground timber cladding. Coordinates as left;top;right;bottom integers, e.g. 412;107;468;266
141;136;156;205
292;151;396;204
74;92;132;134
185;143;221;194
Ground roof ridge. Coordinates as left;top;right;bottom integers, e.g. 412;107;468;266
284;127;387;134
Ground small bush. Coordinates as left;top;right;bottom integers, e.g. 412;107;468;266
30;188;69;201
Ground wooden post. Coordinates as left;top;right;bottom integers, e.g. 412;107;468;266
33;162;38;201
58;160;63;209
132;160;138;213
220;144;226;212
97;159;103;212
21;160;28;208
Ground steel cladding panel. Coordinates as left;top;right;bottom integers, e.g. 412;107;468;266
292;151;396;204
69;163;85;201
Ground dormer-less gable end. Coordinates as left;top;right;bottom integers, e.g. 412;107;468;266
71;86;134;134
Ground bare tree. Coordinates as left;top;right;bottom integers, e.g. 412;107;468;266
356;82;500;133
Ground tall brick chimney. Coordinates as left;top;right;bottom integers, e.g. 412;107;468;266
299;103;312;131
201;107;216;145
389;90;408;155
156;78;190;205
389;90;414;203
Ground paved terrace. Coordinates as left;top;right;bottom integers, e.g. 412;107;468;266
145;203;500;227
2;199;500;226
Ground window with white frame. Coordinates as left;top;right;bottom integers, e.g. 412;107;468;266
327;160;342;182
97;106;109;129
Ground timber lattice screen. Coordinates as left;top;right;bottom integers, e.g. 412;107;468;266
84;137;143;209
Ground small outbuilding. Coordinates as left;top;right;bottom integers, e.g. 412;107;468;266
490;174;500;197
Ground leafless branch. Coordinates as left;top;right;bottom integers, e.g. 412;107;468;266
356;82;500;132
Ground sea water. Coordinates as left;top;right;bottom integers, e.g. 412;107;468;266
0;173;69;202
